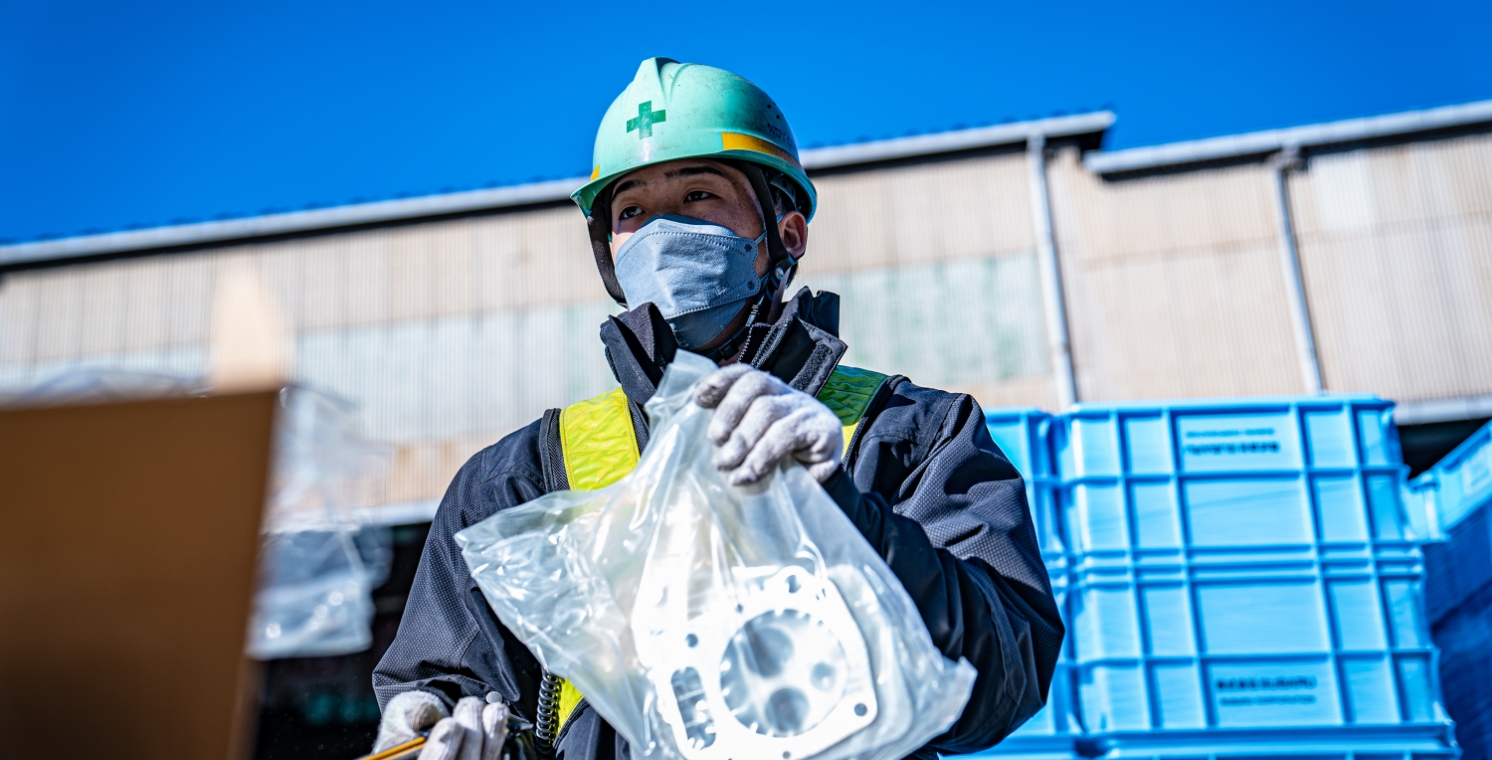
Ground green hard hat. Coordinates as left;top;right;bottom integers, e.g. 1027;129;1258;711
572;58;818;222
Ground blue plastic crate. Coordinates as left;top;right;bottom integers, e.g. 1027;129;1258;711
1048;397;1454;756
1056;396;1404;481
1052;397;1434;566
985;408;1057;480
947;625;1082;758
984;408;1082;757
1421;500;1492;624
1411;420;1492;625
986;408;1064;559
984;567;1082;757
1413;421;1492;533
1090;733;1458;760
1434;583;1492;760
1070;555;1446;738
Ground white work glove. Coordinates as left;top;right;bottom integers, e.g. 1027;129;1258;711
374;691;508;760
695;364;843;485
374;690;448;753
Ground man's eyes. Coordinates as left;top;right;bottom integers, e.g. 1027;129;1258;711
616;190;711;221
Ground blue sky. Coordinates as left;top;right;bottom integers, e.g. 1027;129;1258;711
1;0;1488;243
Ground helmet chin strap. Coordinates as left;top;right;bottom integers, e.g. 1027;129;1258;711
587;190;628;305
737;162;797;298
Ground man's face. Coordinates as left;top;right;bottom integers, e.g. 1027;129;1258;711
607;159;807;280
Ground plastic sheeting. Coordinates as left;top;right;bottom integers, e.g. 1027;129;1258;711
457;351;975;760
2;368;202;406
6;369;392;659
247;387;391;659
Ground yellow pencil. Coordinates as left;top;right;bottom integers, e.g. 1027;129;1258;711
355;736;426;760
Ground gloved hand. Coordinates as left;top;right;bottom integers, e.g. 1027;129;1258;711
374;691;508;760
695;364;843;485
374;690;447;753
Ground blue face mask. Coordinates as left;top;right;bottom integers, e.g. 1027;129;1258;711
613;214;768;350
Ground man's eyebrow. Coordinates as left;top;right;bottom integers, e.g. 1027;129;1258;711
611;177;644;197
664;165;728;180
612;164;724;203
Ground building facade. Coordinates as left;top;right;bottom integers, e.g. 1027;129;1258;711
3;102;1490;514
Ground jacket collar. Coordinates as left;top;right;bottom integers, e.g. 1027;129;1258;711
599;288;849;407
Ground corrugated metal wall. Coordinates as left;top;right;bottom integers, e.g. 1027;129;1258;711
0;150;1058;505
1288;131;1492;403
799;150;1055;408
1045;146;1305;400
0;208;622;503
5;127;1492;507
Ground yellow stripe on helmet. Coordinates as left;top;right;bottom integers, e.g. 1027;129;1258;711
721;132;801;169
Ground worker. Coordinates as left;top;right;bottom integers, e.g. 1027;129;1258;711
371;58;1063;760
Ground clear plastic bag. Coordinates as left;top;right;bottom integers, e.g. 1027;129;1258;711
457;351;975;760
247;387;392;659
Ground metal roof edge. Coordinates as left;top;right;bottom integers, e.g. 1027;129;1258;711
801;111;1115;170
1084;98;1492;175
0;177;585;268
1393;394;1492;426
0;111;1114;267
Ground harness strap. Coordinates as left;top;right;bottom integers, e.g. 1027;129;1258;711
540;365;887;743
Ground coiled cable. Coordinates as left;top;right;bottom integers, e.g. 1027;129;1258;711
534;670;564;757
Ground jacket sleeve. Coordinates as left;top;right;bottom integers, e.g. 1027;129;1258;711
828;384;1063;754
372;421;549;714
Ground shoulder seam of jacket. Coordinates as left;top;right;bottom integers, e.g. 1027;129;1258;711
479;464;546;489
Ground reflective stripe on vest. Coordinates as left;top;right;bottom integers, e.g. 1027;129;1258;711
546;365;889;736
815;365;890;458
558;386;641;491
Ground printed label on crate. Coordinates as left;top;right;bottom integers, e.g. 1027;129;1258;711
1460;443;1492;500
1177;413;1302;472
1207;661;1340;727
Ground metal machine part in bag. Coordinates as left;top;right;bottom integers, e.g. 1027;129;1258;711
647;565;877;760
457;351;975;760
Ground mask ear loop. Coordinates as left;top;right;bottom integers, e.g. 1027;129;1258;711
587;189;629;306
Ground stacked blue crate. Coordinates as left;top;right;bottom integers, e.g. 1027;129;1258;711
1412;420;1492;760
1413;422;1492;622
1053;396;1455;760
960;409;1082;760
1414;422;1492;535
1428;587;1492;760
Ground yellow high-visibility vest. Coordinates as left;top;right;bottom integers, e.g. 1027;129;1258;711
545;365;889;738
